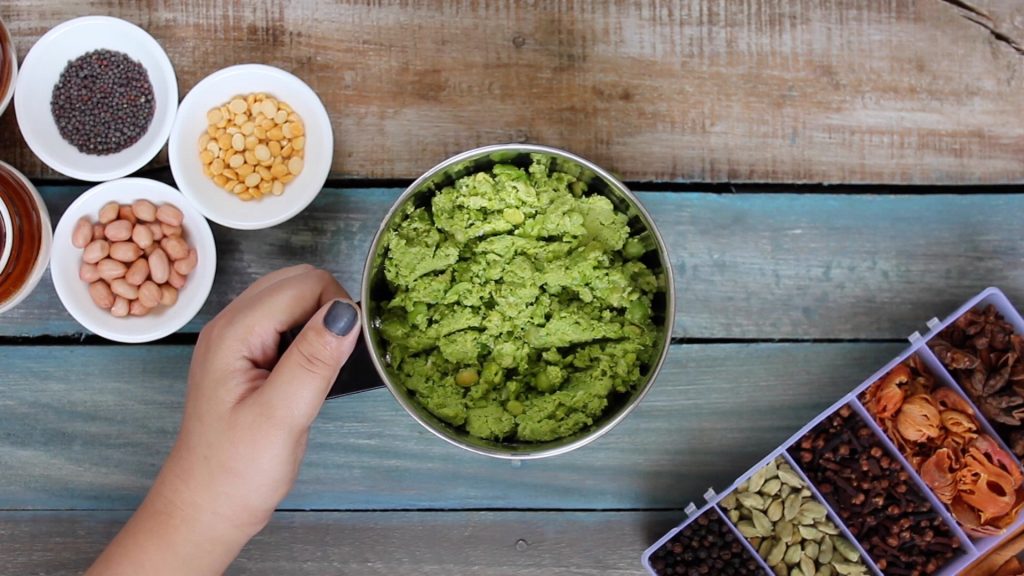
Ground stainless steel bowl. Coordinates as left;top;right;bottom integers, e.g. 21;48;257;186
348;144;675;459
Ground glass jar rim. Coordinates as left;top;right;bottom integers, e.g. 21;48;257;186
0;191;12;275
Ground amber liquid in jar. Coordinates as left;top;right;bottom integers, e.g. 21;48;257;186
0;167;44;307
0;204;5;260
0;17;11;100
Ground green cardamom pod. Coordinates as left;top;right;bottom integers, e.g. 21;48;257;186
784;494;801;520
767;539;787;566
800;554;816;576
778;466;805;487
833;538;860;563
748;467;768;493
784;543;802;565
752;509;773;537
761;478;783;496
738;492;767;511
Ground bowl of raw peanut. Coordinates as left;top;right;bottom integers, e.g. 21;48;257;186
168;64;333;230
51;178;216;343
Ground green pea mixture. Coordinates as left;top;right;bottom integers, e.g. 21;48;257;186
379;155;661;442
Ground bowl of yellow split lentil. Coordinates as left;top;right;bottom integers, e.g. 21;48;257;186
168;64;333;230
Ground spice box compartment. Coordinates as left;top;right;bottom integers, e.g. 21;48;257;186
791;402;970;575
859;352;1024;551
644;502;770;575
644;287;1024;576
720;454;874;576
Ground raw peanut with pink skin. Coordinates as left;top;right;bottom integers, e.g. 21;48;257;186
131;200;157;222
118;205;137;224
83;240;110;264
110;242;143;263
111;296;130;318
156;204;184;227
88;281;115;309
168;268;186;289
129;300;151;316
125;259;150;286
161;237;189;260
148;248;170;284
79;263;100;283
160;223;182;238
110;279;139;300
97;258;127;281
72;218;93;248
78;201;197;317
99;202;119;224
173;249;198;275
104;219;133;242
138;281;161;308
160;285;178;307
132;223;154;249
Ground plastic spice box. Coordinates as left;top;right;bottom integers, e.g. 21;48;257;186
643;287;1024;576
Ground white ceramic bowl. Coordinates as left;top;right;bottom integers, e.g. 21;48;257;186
0;16;17;117
169;64;333;230
51;178;216;343
14;16;178;181
0;161;52;315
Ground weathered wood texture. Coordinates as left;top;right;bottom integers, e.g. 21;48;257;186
4;187;1024;339
0;510;683;575
1;0;1023;183
0;342;904;511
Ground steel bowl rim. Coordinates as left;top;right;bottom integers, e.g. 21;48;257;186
360;143;676;459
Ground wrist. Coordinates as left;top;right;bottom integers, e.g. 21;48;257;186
85;465;258;576
148;446;270;545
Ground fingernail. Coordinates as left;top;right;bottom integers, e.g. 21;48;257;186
324;300;358;336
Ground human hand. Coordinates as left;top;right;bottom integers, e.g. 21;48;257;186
87;265;360;576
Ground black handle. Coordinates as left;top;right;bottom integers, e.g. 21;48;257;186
277;304;386;399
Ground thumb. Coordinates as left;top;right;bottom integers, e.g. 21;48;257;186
258;299;361;427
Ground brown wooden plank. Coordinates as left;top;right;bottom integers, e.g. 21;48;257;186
4;187;1024;340
1;0;1022;183
0;342;905;511
0;510;684;575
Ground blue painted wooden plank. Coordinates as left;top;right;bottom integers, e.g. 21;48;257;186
0;342;903;511
3;187;1023;339
0;510;683;575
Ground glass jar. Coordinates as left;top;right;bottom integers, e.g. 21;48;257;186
0;15;16;115
0;161;51;314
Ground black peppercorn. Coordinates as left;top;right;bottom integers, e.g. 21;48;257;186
648;511;762;576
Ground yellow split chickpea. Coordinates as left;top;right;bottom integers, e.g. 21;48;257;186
199;93;306;201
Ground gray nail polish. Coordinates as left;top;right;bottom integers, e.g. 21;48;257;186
324;300;358;336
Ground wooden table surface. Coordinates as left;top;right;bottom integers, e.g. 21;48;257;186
2;2;1024;575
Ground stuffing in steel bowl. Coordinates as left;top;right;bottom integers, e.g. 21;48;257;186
379;155;662;442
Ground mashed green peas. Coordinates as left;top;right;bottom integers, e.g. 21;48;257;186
379;155;661;442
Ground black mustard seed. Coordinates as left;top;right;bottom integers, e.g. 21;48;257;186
50;49;155;155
